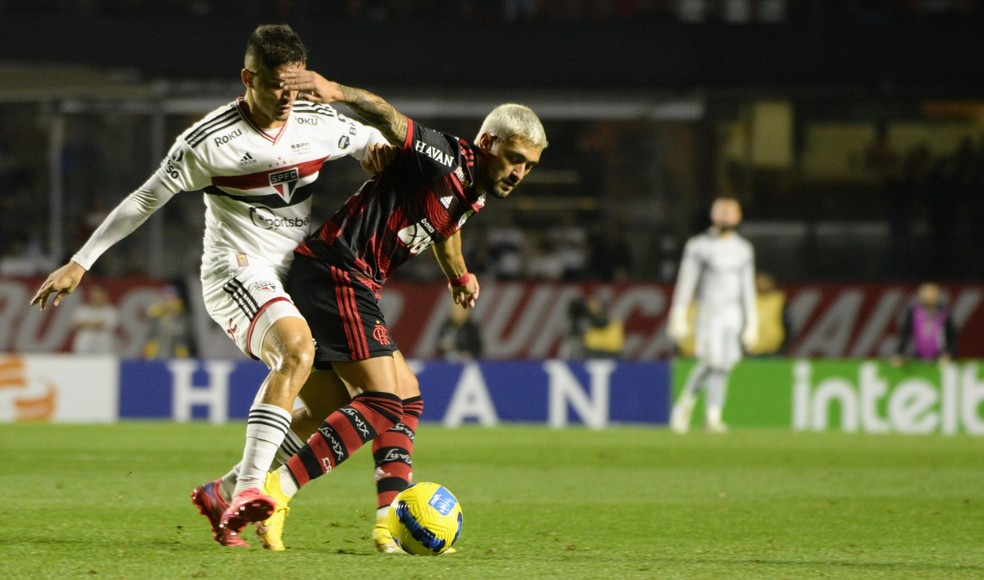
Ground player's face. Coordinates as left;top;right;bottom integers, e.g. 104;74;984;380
242;62;304;128
477;134;543;199
710;199;742;230
918;283;940;307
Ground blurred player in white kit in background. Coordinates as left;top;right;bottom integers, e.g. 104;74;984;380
667;197;757;433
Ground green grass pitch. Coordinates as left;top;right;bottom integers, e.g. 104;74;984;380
1;422;983;578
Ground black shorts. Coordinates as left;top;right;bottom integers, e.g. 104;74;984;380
287;254;398;369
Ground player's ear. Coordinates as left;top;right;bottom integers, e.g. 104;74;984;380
478;132;497;151
241;68;252;88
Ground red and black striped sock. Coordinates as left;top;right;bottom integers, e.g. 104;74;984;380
286;392;403;489
372;396;424;509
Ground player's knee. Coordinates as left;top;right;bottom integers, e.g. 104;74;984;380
283;333;315;373
266;327;315;376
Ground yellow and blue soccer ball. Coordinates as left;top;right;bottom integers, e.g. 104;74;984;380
387;482;462;555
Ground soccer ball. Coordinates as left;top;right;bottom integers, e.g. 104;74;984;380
387;482;463;555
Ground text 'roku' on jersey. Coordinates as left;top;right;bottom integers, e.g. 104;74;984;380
157;98;384;281
297;118;487;289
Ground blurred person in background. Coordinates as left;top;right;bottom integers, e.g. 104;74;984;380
141;286;193;359
70;284;119;355
891;282;957;367
486;211;526;280
547;212;588;280
667;197;756;434
581;297;624;359
562;296;624;359
436;300;484;361
746;271;792;357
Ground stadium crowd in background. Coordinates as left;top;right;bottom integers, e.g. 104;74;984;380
563;296;625;360
746;272;792;357
69;284;119;355
436;301;485;361
3;0;983;23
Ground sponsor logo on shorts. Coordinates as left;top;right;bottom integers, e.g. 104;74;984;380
250;280;276;294
372;323;390;346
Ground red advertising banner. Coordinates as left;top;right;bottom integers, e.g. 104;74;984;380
3;278;983;360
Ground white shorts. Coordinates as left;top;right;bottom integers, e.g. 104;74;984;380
201;257;303;360
694;307;743;370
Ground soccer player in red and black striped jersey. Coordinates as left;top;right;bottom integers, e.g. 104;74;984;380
239;71;547;551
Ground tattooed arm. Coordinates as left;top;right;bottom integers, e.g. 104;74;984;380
280;70;409;145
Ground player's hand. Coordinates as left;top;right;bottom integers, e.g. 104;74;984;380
741;324;759;351
30;261;87;311
450;275;480;309
281;70;344;104
361;143;398;174
666;310;689;344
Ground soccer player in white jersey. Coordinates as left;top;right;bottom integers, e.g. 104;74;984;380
667;197;757;433
30;25;390;546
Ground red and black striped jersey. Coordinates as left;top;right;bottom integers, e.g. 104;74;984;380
296;118;486;290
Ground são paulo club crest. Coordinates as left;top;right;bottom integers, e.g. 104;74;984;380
269;167;300;202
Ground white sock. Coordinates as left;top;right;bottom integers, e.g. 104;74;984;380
273;430;305;469
707;406;723;426
233;403;292;495
275;465;299;498
219;464;239;501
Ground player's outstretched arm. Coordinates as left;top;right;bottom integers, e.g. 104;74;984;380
433;231;479;309
31;176;175;312
31;261;86;311
281;71;409;146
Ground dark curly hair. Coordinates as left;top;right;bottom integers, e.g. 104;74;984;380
245;24;308;73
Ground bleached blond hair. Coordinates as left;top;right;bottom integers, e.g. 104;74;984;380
477;103;548;149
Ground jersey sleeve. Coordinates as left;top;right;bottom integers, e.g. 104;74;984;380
72;173;177;270
399;118;461;183
670;238;701;316
329;106;389;160
155;138;211;193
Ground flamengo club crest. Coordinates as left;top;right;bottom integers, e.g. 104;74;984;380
269;167;300;202
372;322;390;345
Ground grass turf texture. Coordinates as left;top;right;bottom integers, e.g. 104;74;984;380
1;423;982;579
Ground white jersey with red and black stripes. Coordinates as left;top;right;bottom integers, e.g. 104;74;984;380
158;98;385;281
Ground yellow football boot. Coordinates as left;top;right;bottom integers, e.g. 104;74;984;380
256;470;292;551
372;515;401;553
